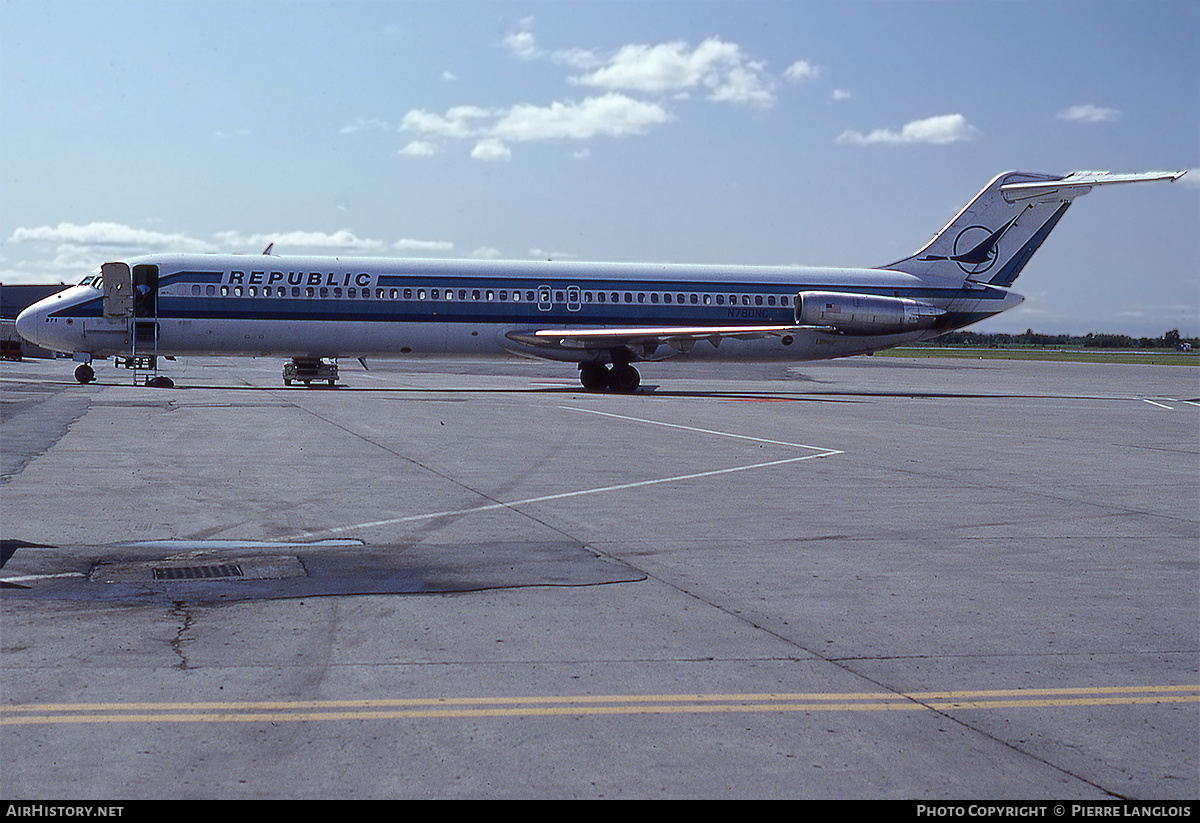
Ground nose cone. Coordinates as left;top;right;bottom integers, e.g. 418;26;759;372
15;303;41;346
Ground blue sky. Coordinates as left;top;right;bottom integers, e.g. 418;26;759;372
2;0;1196;335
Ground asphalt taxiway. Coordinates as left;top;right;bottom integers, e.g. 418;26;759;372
1;353;1196;799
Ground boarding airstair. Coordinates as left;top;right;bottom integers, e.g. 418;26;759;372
101;261;172;387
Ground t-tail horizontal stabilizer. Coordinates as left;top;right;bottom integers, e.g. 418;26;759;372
885;169;1186;288
1000;170;1187;201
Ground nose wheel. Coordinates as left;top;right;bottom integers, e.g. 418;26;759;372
578;362;640;393
74;363;95;384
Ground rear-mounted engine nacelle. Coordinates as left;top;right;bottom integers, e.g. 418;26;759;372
796;291;944;335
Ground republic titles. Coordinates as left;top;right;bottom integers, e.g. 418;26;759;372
224;270;375;288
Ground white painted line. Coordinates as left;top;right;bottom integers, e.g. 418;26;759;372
1141;399;1174;409
320;451;837;535
559;406;839;453
310;403;843;537
0;572;85;584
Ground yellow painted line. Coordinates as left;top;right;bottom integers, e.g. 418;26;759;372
2;686;1195;726
6;683;1198;712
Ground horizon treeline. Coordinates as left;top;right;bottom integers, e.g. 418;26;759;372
930;329;1196;349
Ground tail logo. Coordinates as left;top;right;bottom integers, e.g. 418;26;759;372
921;218;1017;275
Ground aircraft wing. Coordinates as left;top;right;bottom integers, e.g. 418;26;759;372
1001;170;1186;202
506;324;809;354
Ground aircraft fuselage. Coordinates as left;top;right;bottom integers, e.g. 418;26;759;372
18;253;1017;364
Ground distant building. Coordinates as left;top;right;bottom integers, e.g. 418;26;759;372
1;283;70;358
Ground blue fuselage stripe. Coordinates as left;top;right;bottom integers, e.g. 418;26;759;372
51;275;1011;328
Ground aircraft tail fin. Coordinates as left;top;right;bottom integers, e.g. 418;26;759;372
883;170;1186;287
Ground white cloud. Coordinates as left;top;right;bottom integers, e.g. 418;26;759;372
490;94;673;142
504;31;539;60
339;117;391;135
1056;103;1121;123
5;221;218;282
502;23;599;69
553;48;603;70
11;222;217;253
395;29;817;160
831;89;852;102
213;229;386;253
529;248;578;260
398;140;438;157
784;60;820;83
399;93;674;160
2;222;461;281
572;38;775;107
400;106;491;139
837;113;979;146
708;63;774;107
470;247;503;259
470;139;512;162
394;239;454;252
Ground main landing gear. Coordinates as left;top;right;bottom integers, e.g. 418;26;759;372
578;362;640;393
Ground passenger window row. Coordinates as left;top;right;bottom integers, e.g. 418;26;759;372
187;284;791;307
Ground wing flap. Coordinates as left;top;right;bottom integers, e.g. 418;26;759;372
506;325;808;352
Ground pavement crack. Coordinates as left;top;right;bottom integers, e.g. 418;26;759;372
168;601;195;670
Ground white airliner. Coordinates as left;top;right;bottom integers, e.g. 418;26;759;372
15;170;1184;391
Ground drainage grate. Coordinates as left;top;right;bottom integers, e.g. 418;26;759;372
91;555;305;584
152;564;243;581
